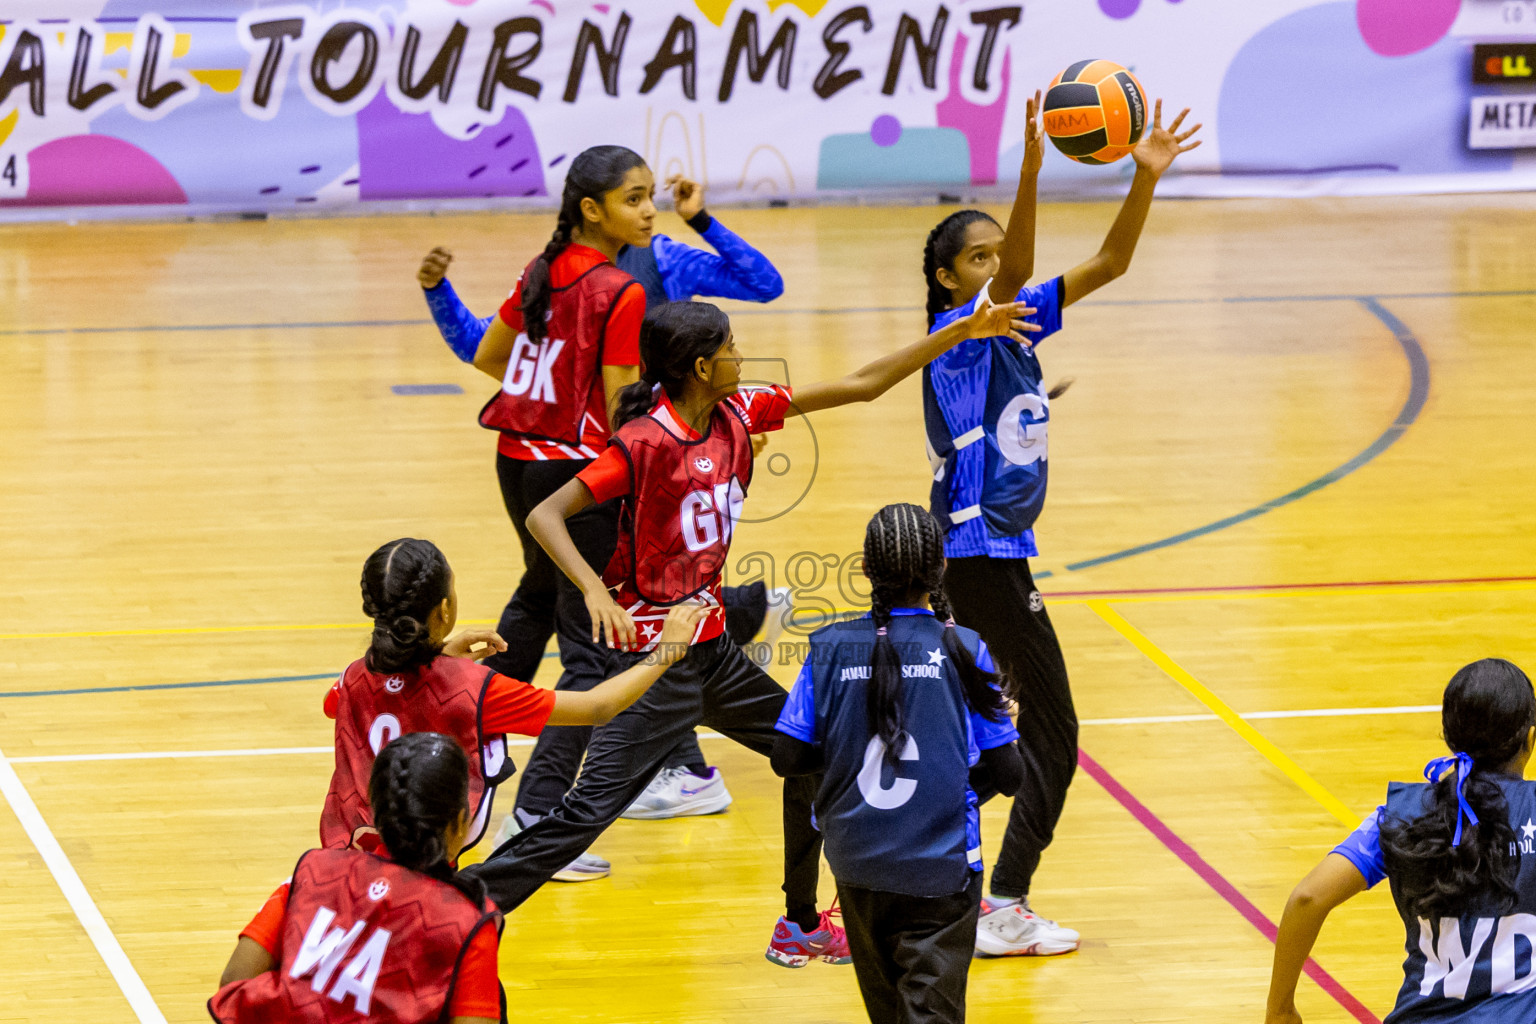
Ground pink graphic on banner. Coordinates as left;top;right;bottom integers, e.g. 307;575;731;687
935;34;1010;185
1356;0;1458;56
0;135;186;207
357;93;546;200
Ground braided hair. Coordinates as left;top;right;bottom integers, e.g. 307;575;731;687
862;503;1008;766
369;732;487;906
922;209;998;329
360;538;452;675
1380;658;1535;920
520;145;648;344
611;301;732;429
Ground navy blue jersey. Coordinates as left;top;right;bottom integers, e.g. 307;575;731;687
1333;776;1536;1023
776;608;1018;897
924;277;1064;559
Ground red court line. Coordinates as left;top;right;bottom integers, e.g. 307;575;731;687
1045;574;1536;600
1077;749;1382;1024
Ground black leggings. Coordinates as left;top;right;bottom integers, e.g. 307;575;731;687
839;872;983;1024
466;635;823;917
944;556;1077;899
484;453;769;820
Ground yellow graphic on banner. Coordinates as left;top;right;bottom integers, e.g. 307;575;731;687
0;109;16;147
693;0;829;27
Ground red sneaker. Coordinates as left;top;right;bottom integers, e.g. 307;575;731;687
765;904;851;968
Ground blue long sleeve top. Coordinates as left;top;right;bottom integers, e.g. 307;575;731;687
423;210;784;363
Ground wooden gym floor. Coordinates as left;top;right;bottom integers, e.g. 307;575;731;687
1;192;1534;1023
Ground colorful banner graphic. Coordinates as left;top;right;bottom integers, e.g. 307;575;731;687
1;0;1534;217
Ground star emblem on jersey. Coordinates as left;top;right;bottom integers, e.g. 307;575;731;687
1522;818;1536;841
694;456;714;472
367;879;390;901
928;647;947;666
640;622;659;639
384;676;404;693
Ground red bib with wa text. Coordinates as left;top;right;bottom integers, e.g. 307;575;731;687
207;848;499;1024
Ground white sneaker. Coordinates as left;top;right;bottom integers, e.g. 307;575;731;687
491;811;612;883
758;587;795;647
974;897;1080;957
619;766;733;820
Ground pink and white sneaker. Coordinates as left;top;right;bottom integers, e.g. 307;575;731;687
975;897;1080;957
765;905;852;968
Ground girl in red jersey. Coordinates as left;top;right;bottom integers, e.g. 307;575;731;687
212;733;501;1024
467;145;744;852
321;538;705;855
465;297;1038;964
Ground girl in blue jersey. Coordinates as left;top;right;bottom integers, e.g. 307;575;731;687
920;92;1202;955
1266;658;1536;1024
772;503;1024;1022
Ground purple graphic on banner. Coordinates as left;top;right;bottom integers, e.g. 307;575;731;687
871;115;902;147
1355;0;1459;57
935;34;1010;185
356;93;546;200
1219;1;1512;176
0;135;186;207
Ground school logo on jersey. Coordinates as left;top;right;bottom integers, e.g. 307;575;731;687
367;879;389;901
384;676;404;693
693;456;714;472
1029;591;1045;613
1513;817;1536;856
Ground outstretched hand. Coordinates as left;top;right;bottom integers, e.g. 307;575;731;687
665;174;705;221
1132;100;1202;178
442;628;507;661
964;299;1042;348
1022;89;1044;177
417;246;453;289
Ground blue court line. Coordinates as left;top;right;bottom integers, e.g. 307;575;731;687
0;653;563;700
0;672;338;699
6;287;1535;338
1056;297;1430;576
0;296;1433;696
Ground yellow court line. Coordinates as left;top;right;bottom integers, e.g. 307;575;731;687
1086;599;1361;829
5;576;1535;640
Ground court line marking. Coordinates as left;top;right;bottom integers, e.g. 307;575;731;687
6;285;1534;337
5;708;1444;763
0;748;168;1023
1087;600;1360;828
1053;296;1429;577
1078;748;1381;1024
6;573;1534;646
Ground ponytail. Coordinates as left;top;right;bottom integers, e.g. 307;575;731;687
860;503;1008;768
370;732;488;907
921;210;998;329
360;538;452;675
867;584;908;767
521;144;647;344
1380;658;1535;920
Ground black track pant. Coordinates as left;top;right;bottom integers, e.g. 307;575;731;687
839;872;983;1024
465;635;822;917
482;454;767;819
944;557;1077;899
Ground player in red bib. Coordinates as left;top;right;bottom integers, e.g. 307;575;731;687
464;297;1040;963
211;733;501;1024
321;538;706;858
466;146;758;851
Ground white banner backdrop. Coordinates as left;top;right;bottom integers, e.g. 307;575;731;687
0;0;1533;218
